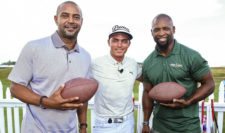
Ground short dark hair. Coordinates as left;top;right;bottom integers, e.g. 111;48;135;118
56;1;82;17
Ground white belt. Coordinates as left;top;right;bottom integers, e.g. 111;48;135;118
95;111;133;123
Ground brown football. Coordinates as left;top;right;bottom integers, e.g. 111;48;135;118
61;78;98;103
148;82;186;103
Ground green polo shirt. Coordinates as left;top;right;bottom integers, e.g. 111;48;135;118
142;40;210;133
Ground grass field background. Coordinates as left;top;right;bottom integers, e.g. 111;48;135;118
1;67;225;132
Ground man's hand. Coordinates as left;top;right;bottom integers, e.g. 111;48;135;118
79;127;87;133
42;84;84;110
142;125;150;133
160;98;191;109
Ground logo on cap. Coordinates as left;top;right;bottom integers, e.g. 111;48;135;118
109;25;133;40
112;25;130;33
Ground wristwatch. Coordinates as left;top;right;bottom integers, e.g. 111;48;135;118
142;121;149;126
79;123;88;129
39;96;47;109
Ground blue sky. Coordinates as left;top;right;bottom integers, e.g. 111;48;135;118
0;0;225;66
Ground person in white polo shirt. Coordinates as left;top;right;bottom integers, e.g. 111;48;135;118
92;25;142;133
8;1;90;133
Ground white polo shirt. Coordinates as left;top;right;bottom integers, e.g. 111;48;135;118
92;55;141;117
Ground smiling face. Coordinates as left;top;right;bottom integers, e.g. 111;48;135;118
108;33;131;62
151;15;175;51
54;2;83;40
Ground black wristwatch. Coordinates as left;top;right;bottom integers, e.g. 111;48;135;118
39;96;47;109
79;123;88;129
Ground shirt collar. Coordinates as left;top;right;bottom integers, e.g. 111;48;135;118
154;39;180;57
51;31;79;52
107;54;127;65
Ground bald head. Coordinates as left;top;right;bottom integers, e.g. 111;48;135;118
56;1;82;17
151;13;175;51
152;14;173;27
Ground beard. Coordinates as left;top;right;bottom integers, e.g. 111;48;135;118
156;40;169;51
61;30;79;40
154;36;172;51
58;24;81;40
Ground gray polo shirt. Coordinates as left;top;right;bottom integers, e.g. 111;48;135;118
8;32;92;133
92;55;141;117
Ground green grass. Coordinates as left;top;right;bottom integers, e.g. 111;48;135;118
0;67;12;98
211;67;225;102
1;67;225;132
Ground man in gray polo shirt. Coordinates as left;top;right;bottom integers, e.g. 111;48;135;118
92;25;142;133
8;1;90;133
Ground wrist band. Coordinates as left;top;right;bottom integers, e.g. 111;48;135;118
39;96;47;109
79;123;88;129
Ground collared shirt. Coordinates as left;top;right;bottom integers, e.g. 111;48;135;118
142;40;209;133
8;32;92;133
92;55;142;117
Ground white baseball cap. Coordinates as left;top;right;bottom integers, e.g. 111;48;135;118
109;25;133;40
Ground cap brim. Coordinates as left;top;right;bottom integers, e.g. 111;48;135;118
109;32;133;40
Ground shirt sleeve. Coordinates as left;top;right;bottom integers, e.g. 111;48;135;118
142;60;151;83
136;63;142;79
85;53;93;79
8;42;34;86
190;52;210;81
86;64;94;79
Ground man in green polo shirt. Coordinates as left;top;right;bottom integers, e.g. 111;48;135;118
141;13;215;133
